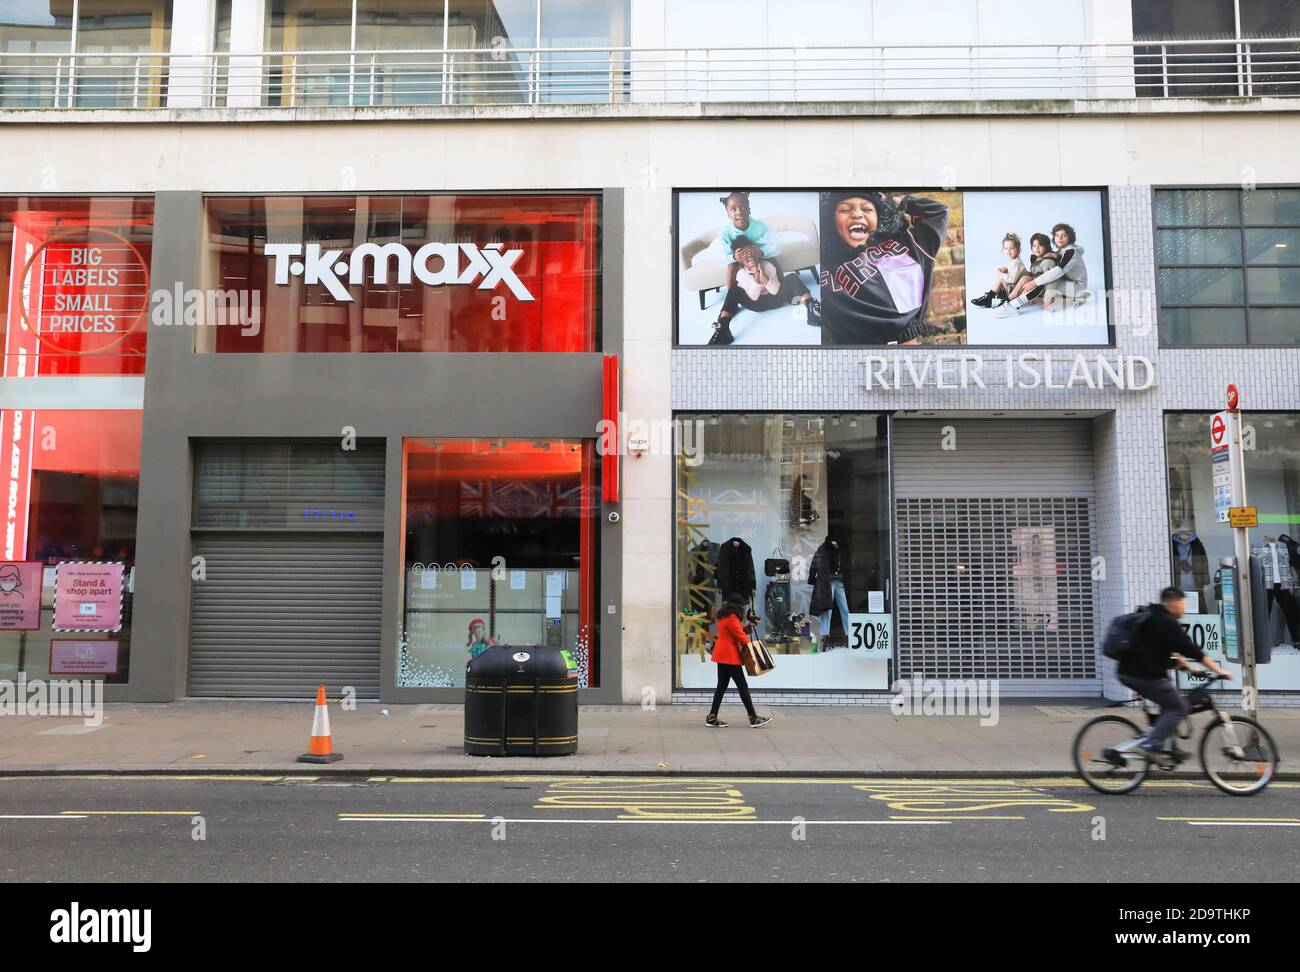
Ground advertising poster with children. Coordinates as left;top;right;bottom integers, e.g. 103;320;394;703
675;188;1110;347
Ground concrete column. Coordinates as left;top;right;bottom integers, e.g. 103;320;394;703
619;185;673;704
227;0;268;108
165;0;217;108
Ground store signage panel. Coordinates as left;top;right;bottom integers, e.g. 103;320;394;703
860;352;1156;391
846;613;894;658
676;188;1111;347
49;639;120;675
52;562;125;633
0;561;43;630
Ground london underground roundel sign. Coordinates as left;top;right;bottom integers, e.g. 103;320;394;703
1211;413;1227;448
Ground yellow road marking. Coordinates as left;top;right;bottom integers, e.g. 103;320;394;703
0;814;87;819
338;812;485;818
533;779;757;819
338;817;949;826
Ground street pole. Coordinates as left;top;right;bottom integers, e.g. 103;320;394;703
1227;393;1257;717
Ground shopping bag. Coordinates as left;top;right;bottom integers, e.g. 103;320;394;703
742;635;776;677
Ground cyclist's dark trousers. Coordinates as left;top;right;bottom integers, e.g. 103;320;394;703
1119;674;1187;750
711;664;757;720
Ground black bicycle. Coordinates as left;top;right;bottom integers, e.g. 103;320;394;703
1072;673;1279;796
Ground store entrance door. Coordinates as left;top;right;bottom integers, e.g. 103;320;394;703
892;419;1099;696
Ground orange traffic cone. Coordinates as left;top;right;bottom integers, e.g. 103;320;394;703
297;685;342;763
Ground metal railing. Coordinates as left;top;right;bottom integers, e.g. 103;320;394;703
1;37;1298;111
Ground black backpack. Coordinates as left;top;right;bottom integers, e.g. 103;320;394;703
1102;609;1150;661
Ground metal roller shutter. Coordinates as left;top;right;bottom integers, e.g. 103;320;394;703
189;533;383;698
892;419;1099;695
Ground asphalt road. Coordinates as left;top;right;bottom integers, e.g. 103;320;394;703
1;774;1298;883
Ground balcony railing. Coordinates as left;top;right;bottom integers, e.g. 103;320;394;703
1;37;1298;111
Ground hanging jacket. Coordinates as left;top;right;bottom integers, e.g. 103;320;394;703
808;540;845;615
716;537;756;600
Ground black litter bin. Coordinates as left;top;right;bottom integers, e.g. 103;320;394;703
464;644;578;756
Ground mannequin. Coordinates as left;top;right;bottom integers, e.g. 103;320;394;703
808;536;850;646
687;538;720;614
716;537;756;603
1252;534;1299;646
1171;530;1209;591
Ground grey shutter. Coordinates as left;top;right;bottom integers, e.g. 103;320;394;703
189;532;383;698
892;419;1099;694
193;440;385;530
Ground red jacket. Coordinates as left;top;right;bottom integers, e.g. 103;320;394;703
712;613;749;666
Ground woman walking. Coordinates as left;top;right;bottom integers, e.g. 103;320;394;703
707;594;773;728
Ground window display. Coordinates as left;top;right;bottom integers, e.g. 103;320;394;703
1;196;153;376
0;410;141;684
398;438;599;688
675;414;891;690
1165;412;1300;689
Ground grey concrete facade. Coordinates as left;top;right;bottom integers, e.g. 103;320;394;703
117;189;625;703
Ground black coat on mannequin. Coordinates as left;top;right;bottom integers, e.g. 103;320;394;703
716;537;756;601
808;538;846;615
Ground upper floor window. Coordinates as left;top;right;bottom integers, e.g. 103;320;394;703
1155;188;1300;346
0;195;153;376
1134;1;1300;97
0;1;173;109
199;193;599;353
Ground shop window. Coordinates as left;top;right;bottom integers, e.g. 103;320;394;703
1156;188;1300;346
399;438;600;688
199;194;599;354
0;196;153;377
1164;412;1300;689
0;410;141;684
674;413;891;691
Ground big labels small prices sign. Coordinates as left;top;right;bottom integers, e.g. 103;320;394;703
846;613;893;657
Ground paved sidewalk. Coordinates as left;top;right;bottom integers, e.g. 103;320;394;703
0;700;1297;775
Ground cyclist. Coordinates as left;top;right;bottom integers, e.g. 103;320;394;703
1117;587;1233;759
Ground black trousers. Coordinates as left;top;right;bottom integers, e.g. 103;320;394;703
1265;586;1299;643
711;663;756;719
721;273;810;317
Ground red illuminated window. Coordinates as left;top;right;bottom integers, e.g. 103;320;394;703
201;194;600;353
0;410;141;684
399;438;600;688
0;197;153;377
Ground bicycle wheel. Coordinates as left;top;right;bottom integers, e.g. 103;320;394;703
1199;715;1279;796
1073;715;1149;794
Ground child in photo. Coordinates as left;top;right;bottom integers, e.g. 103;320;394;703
709;235;821;346
818;191;948;345
716;191;782;290
970;232;1029;308
994;222;1090;318
1005;233;1058;303
467;617;495;658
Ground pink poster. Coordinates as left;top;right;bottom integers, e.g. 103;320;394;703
0;561;43;630
50;639;120;676
53;561;125;633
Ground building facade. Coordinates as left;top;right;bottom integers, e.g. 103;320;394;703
2;0;1299;703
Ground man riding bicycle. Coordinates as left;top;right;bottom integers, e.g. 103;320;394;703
1117;587;1232;760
